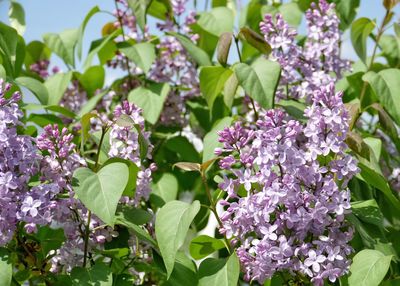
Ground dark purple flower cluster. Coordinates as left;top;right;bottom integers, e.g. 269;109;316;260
216;84;358;285
260;0;350;100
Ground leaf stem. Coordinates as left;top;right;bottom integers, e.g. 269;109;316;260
200;171;232;254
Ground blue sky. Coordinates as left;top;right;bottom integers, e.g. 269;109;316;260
0;0;398;83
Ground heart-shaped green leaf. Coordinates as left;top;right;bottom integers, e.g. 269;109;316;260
73;162;129;226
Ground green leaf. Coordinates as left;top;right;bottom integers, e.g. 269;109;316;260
71;263;112;286
235;62;273;109
83;31;118;71
173;162;201;172
357;162;400;211
168;32;212;66
198;253;240;286
127;0;150;32
238;27;271;56
115;213;157;247
217;32;233;66
0;22;19;77
45;72;72;105
252;58;281;107
0;65;5;79
278;3;303;27
203;117;232;163
197;7;234;37
379;35;400;67
128;83;170;124
15;76;49;104
119;42;156;74
351;199;384;227
9;1;25;35
200;66;232;111
76;6;100;60
369;103;399;143
36;226;65;257
155;200;200;278
103;157;140;198
80;112;98;148
351;18;376;64
24;40;51;68
276;99;307;121
348;249;393;286
190;235;225;260
73;163;129;226
164;136;200;162
363;69;400;126
147;0;173;20
78;89;108;117
151;173;178;207
165;252;199;286
77;65;105;97
114;205;152;225
43;29;77;67
0;248;12;286
222;73;238;109
333;0;360;30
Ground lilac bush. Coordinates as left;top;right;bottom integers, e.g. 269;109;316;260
1;0;400;285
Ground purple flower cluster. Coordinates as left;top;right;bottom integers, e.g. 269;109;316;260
109;0;199;127
260;0;350;100
36;124;117;272
60;81;88;115
30;59;60;78
109;101;155;205
0;80;38;245
216;84;358;285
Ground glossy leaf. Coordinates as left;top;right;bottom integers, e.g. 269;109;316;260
197;7;234;37
151;173;179;207
9;1;25;35
73;163;129;226
155;200;200;278
45;71;72;105
190;235;225;260
127;0;150;32
0;248;12;286
77;65;105;97
348;249;393;286
200;66;232;111
217;32;233;66
71;263;113;286
15;76;49;104
238;27;271;55
198;253;240;286
119;42;156;74
169;32;212;66
351;18;376;64
203;117;232;163
363;69;400;126
128;84;170;124
235;62;274;109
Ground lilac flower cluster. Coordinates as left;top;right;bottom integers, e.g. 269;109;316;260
30;59;59;78
109;101;156;205
109;0;199;127
0;80;38;245
260;0;350;100
36;124;117;272
216;84;358;285
60;81;88;115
